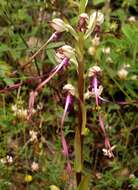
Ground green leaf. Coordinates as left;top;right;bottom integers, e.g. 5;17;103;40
81;101;87;135
122;24;136;44
46;42;65;49
46;49;57;65
77;175;90;190
79;0;88;13
93;0;105;5
74;127;82;172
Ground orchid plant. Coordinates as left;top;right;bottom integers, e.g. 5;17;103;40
25;1;115;189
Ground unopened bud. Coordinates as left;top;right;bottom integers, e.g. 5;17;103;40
88;66;102;77
77;13;89;32
88;46;96;56
58;45;75;59
50;18;67;32
90;11;104;26
117;68;128;80
63;84;75;96
102;47;111;54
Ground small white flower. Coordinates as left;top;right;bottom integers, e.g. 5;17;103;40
128;16;136;23
11;105;18;112
18;109;28;118
88;46;96;56
6;155;13;164
88;66;102;77
102;47;111;54
31;161;39;171
0;158;6;164
106;57;113;63
131;75;137;80
118;68;128;80
0;155;13;164
129;174;135;179
63;84;75;96
102;145;116;158
29;130;38;142
50;18;67;32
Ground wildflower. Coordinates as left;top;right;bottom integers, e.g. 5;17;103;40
29;130;38;142
36;57;69;91
88;66;102;77
28;45;75;119
102;144;116;158
84;85;103;100
88;46;96;56
59;84;75;177
36;45;75;92
0;155;13;164
131;75;137;80
90;11;104;26
102;47;111;54
6;155;13;164
50;185;60;190
118;68;128;80
129;174;135;179
60;84;75;155
128;16;136;23
24;175;33;183
50;18;68;32
31;161;39;171
77;13;89;32
63;83;75;96
57;45;75;59
11;104;28;119
88;66;113;157
85;11;104;39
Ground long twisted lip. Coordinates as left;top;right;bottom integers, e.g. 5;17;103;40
36;57;69;91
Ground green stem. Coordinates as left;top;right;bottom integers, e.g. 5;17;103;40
76;33;85;185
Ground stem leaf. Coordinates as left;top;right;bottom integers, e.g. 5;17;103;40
74;126;82;172
79;0;88;13
77;175;90;190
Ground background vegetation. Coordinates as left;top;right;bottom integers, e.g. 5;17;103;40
0;0;138;189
